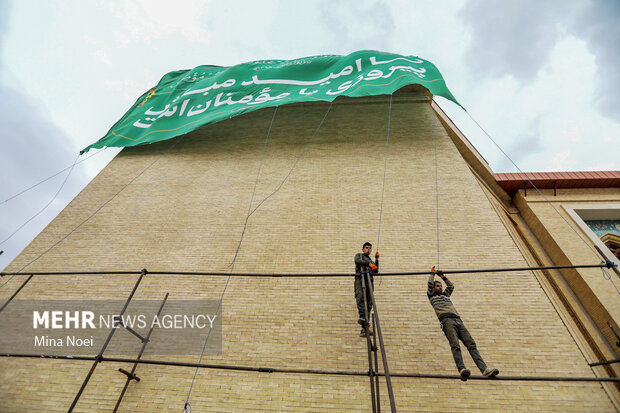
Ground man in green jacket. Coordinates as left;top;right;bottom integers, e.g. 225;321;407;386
428;268;499;379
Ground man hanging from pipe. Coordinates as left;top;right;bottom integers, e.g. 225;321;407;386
354;242;379;337
428;267;499;380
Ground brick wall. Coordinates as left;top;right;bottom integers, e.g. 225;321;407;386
1;89;614;412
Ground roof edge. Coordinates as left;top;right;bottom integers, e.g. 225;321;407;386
494;171;620;197
430;100;513;206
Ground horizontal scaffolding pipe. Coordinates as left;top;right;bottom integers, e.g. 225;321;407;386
0;274;33;313
589;358;620;367
2;353;619;383
0;262;615;278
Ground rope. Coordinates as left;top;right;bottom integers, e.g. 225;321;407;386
183;106;279;412
183;103;331;410
433;108;440;269
460;105;619;294
462;108;601;259
601;266;620;294
247;102;333;218
1;153;80;247
0;147;105;206
183;102;332;410
376;94;392;253
377;95;392;287
231;107;279;266
0;138;184;290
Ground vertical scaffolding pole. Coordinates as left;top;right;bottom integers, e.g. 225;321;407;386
373;312;381;412
365;272;396;413
113;292;169;412
67;268;148;413
0;274;33;313
360;273;377;413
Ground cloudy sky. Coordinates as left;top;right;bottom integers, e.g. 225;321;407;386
1;0;619;268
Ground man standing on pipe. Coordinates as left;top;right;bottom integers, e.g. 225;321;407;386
354;242;379;337
428;267;499;380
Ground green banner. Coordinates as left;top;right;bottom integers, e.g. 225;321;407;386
82;50;460;153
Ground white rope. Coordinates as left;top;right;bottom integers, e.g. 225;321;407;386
460;104;618;293
247;102;333;218
183;107;278;412
183;103;332;410
377;95;392;286
433;108;440;269
376;95;392;253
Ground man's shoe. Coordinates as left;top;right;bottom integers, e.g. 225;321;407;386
360;328;367;337
459;368;471;380
483;368;499;377
358;317;366;326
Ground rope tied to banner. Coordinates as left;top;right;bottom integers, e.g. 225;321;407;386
458;104;620;295
183;102;333;409
377;94;392;286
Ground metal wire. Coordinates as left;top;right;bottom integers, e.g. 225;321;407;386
1;153;80;247
448;103;620;295
0;137;185;290
0;147;105;206
461;107;605;263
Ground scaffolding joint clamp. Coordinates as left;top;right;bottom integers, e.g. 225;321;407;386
118;367;141;382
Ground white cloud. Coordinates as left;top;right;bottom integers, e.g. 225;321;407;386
546;151;574;171
444;32;620;173
594;161;618;171
101;0;213;45
90;50;112;67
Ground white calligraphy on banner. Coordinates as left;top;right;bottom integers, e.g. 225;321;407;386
132;56;427;129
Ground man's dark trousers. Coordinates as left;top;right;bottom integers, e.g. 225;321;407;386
354;274;373;320
441;317;487;372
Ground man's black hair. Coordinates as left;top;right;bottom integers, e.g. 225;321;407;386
363;242;372;248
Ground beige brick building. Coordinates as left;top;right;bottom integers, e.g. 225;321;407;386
1;85;619;411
